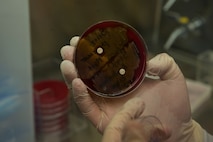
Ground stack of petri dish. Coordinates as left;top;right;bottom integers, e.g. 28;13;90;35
34;80;70;142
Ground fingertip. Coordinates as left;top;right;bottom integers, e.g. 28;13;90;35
60;45;69;59
60;60;74;73
146;53;181;80
124;97;145;117
60;45;75;61
70;36;80;46
132;97;145;108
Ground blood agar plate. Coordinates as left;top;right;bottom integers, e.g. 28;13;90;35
74;21;147;97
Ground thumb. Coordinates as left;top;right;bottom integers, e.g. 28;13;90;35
147;53;183;80
122;116;170;142
70;36;80;46
102;98;145;142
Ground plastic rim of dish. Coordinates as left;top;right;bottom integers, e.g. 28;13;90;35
74;20;147;97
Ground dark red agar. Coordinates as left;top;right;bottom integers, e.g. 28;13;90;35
74;21;147;97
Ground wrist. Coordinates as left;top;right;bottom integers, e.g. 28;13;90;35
177;119;204;142
203;129;213;142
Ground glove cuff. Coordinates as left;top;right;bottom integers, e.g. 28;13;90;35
203;129;213;142
190;120;204;142
177;119;204;142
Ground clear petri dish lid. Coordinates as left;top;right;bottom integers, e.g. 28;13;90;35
74;20;147;97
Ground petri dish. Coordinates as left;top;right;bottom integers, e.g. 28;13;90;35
74;20;147;97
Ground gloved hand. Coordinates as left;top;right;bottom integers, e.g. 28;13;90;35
102;97;169;142
60;36;204;142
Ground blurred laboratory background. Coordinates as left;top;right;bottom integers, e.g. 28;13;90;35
1;0;213;142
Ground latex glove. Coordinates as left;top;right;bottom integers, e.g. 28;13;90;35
102;98;169;142
102;97;146;142
60;36;204;142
